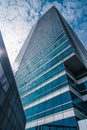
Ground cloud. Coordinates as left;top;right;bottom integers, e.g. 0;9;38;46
0;0;86;65
0;0;41;64
61;0;87;49
74;21;87;48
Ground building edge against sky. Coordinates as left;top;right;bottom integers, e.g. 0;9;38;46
0;32;26;130
14;6;87;130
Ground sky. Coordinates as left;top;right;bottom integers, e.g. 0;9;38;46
0;0;87;65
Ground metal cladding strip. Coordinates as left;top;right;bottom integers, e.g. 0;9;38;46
77;76;87;84
66;70;87;85
20;31;65;63
19;33;67;69
21;53;75;98
23;84;85;110
14;30;65;74
25;108;75;129
19;45;71;90
24;85;70;110
16;37;68;83
69;85;82;100
26;101;72;119
21;70;66;99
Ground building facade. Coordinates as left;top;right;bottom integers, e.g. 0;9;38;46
14;7;87;130
0;32;26;130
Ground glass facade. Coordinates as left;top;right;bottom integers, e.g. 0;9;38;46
0;33;26;130
14;7;87;130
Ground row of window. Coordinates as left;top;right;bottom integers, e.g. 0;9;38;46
22;75;68;106
17;39;69;84
27;102;73;122
16;36;69;81
78;81;87;92
67;76;77;89
15;31;66;75
20;63;65;96
71;92;87;116
67;74;87;94
26;98;87;124
28;120;77;130
17;47;73;91
20;31;66;66
24;86;87;123
67;74;87;114
16;32;66;75
28;126;76;130
66;75;87;117
22;82;68;107
25;36;68;66
27;116;77;130
25;91;71;118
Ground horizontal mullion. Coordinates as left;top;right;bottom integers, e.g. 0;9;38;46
17;45;71;88
21;31;65;62
15;32;67;78
19;64;64;95
26;102;73;122
16;38;69;83
24;85;70;110
25;108;75;129
24;35;68;66
22;81;68;106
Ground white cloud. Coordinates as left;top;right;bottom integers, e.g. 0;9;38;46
62;0;87;50
0;0;86;65
0;0;41;65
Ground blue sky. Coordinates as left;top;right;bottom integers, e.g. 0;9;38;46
0;0;87;64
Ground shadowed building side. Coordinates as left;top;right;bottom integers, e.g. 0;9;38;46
0;32;26;130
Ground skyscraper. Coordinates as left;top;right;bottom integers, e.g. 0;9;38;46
14;7;87;130
0;32;26;130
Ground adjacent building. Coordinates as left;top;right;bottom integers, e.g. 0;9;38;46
0;32;26;130
14;7;87;130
